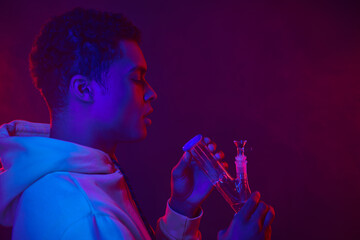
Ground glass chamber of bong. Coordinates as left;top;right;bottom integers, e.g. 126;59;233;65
182;134;251;213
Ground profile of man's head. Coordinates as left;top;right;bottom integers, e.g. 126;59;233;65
30;8;157;141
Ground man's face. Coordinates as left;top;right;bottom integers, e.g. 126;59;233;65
91;40;157;142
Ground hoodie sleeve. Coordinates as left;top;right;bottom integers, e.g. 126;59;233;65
155;199;202;240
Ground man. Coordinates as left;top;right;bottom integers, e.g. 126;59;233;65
0;8;274;239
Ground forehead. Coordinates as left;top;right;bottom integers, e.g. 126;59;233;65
116;40;147;73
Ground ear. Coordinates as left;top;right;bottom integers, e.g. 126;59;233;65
69;75;94;103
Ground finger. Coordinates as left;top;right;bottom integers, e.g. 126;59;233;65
264;226;272;240
250;201;269;226
221;161;229;170
263;206;275;229
208;143;217;152
215;151;225;160
236;191;261;222
204;137;211;144
171;152;191;178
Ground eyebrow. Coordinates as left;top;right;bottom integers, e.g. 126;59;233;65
128;66;147;74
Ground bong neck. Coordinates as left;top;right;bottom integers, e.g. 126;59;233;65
236;160;248;180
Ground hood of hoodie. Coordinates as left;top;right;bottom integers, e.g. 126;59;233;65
0;120;116;226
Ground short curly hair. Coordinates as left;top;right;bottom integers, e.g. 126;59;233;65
29;7;141;115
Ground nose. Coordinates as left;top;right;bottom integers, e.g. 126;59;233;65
144;82;158;102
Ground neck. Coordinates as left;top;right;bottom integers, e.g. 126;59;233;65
49;116;117;160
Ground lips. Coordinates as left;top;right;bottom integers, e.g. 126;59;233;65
144;118;152;125
144;108;153;118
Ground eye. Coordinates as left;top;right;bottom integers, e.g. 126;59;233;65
131;79;146;86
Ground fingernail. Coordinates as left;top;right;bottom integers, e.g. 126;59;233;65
270;206;275;214
253;191;260;201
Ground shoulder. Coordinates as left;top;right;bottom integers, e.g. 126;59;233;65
20;171;93;212
12;172;94;239
60;213;136;240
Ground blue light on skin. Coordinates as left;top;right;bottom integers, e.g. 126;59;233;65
49;40;158;159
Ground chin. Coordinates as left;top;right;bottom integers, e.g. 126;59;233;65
115;122;149;142
127;128;148;142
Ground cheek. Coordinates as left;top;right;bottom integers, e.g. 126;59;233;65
113;87;144;122
93;88;127;120
93;83;144;125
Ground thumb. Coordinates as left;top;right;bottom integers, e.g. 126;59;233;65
171;152;191;178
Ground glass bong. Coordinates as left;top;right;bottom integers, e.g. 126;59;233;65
182;135;251;213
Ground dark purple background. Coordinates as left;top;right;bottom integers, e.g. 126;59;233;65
1;0;359;239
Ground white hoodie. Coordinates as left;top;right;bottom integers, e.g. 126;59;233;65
0;120;202;240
